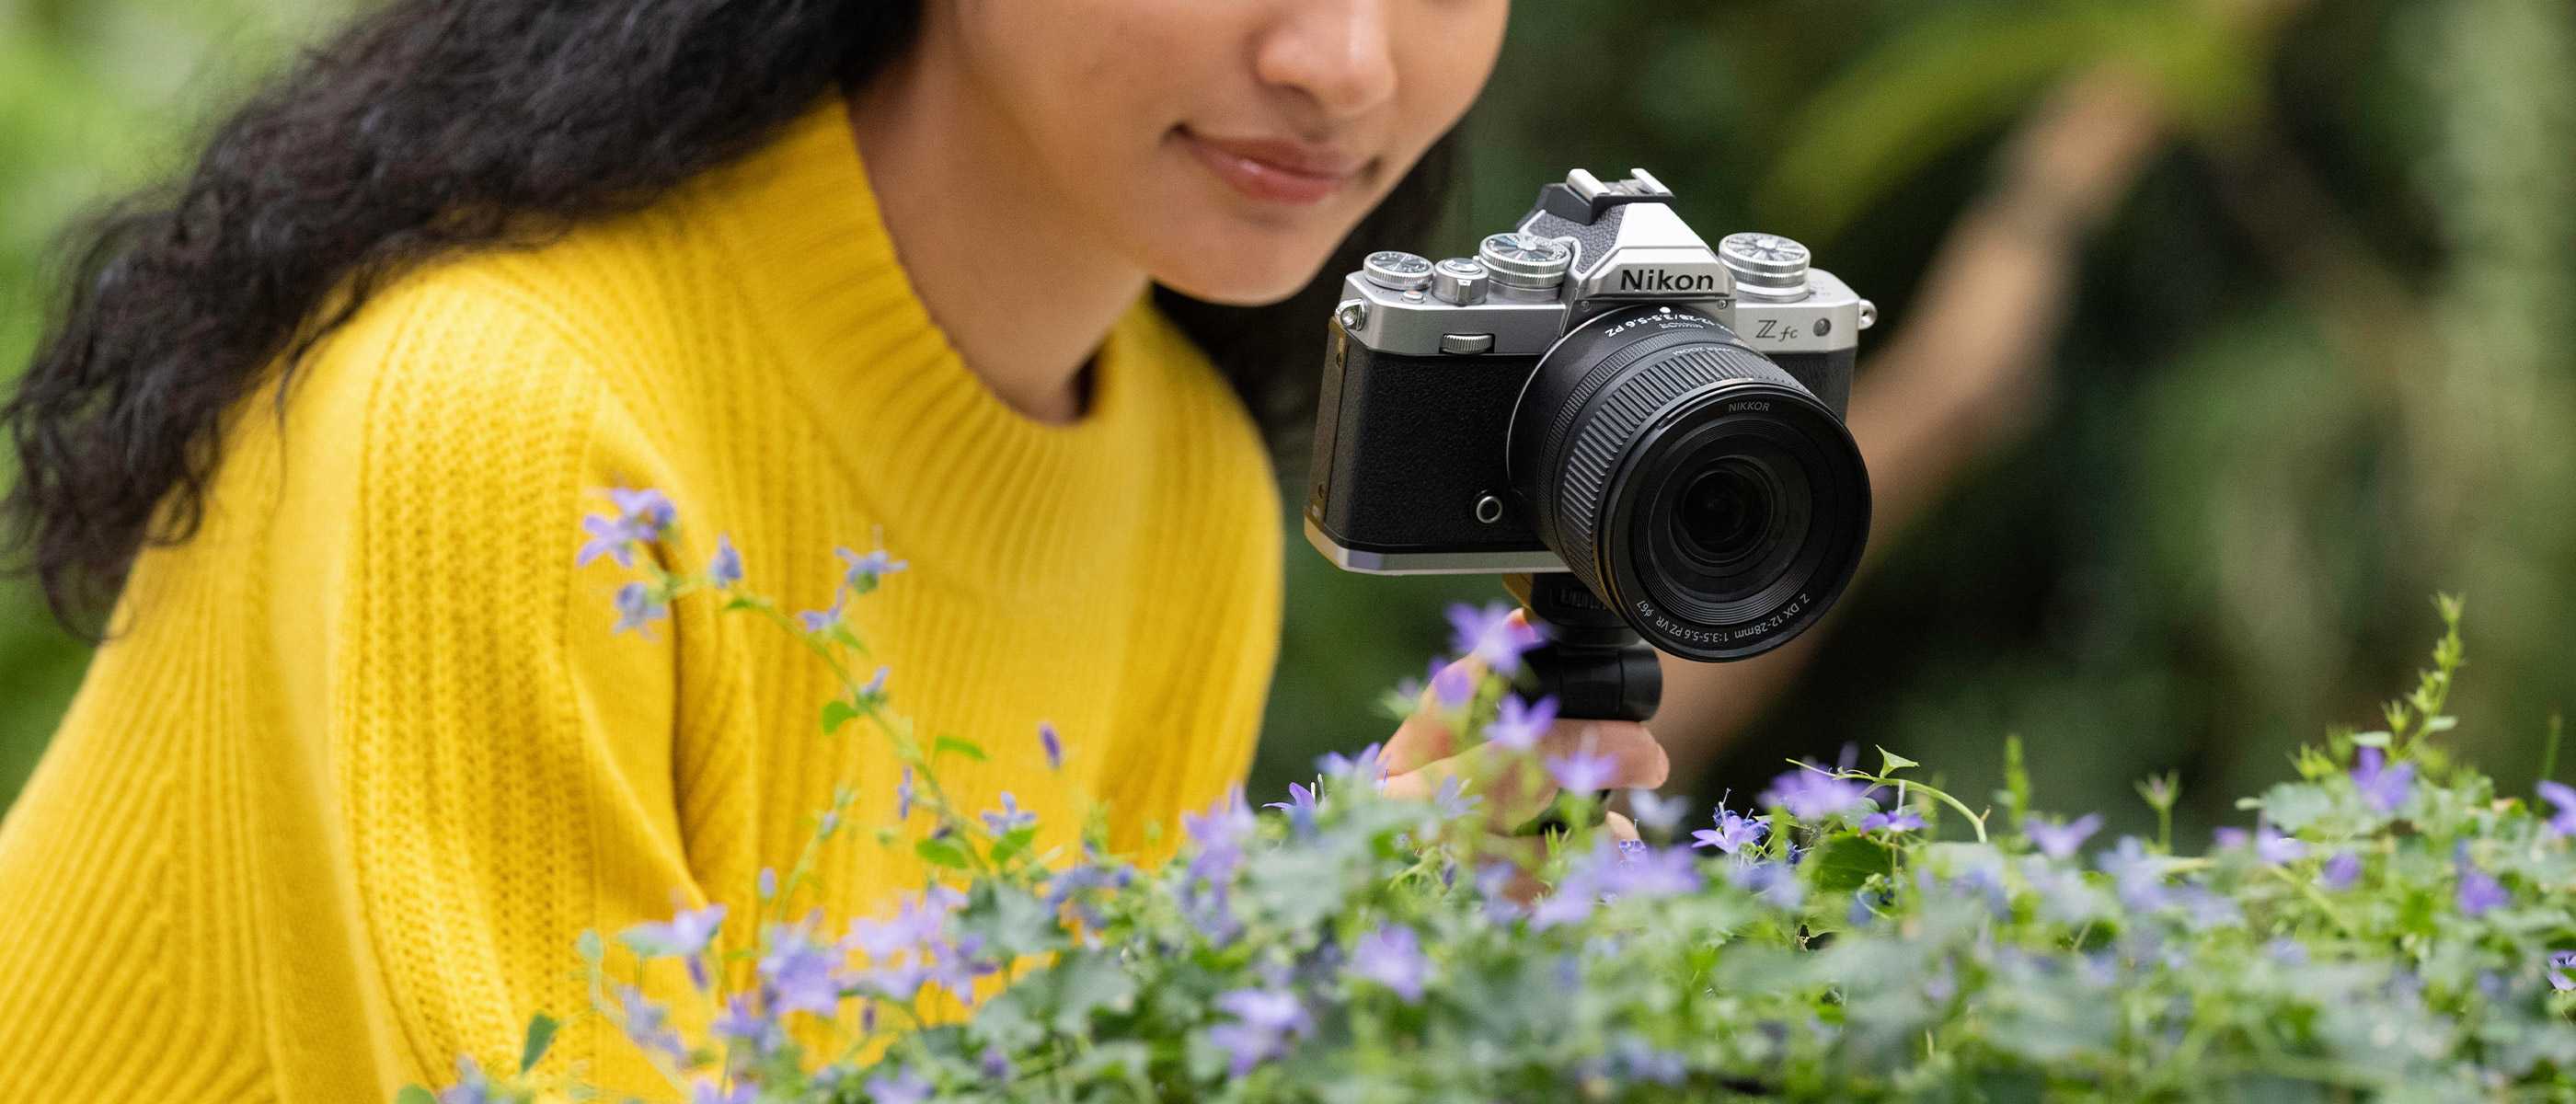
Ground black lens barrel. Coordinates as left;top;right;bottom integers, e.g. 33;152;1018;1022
1507;305;1870;661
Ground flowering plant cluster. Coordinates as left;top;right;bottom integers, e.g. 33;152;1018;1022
413;493;2576;1104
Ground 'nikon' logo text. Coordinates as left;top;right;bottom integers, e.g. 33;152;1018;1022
1616;269;1718;293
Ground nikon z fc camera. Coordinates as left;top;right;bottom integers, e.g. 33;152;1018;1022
1305;168;1876;721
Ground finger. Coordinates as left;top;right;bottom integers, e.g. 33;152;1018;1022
1531;720;1670;791
1604;811;1641;844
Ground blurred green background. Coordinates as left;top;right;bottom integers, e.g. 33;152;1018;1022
4;0;2572;845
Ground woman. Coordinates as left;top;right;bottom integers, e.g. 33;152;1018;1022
0;0;1663;1098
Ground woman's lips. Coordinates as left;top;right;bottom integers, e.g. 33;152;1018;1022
1179;129;1365;206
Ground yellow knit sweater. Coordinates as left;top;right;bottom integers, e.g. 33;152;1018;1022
0;101;1282;1099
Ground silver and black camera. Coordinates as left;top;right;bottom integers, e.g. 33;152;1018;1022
1306;168;1876;684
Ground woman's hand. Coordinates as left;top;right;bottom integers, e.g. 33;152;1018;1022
1373;617;1670;893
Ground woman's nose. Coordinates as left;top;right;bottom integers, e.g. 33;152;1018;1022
1254;0;1400;122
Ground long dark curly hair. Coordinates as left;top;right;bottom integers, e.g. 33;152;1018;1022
3;0;1455;633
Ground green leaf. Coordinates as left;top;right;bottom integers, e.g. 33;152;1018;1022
935;735;989;762
1810;834;1895;893
395;1087;438;1104
915;837;971;869
2424;716;2459;733
721;595;760;612
989;825;1040;867
820;700;858;735
519;1012;559;1074
2352;730;2394;748
575;929;604;965
1878;746;1920;774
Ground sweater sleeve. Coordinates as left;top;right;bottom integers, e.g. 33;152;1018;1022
282;275;700;1094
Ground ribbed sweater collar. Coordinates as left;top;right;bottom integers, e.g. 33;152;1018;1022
700;98;1174;598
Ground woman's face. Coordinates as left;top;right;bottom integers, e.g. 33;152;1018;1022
945;0;1509;305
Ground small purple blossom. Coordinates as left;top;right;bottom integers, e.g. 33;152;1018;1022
2549;950;2576;992
618;987;684;1059
1860;808;1926;835
835;546;909;594
710;994;783;1054
612;581;669;637
2024;813;2103;861
687;1078;754;1104
2456;844;2510;917
845;887;964;959
1447;601;1544;674
706;534;742;588
1433;776;1482;820
865;1066;936;1104
2352;747;2417;814
1267;782;1318;815
1599;840;1702;899
1317;742;1386;782
1627;789;1689;835
979;1046;1014;1081
1039;722;1063;771
578;488;676;568
1546;734;1619;793
759;922;845;1016
894;766;914;821
1431;662;1475;709
2539;781;2576;837
1693;806;1769;854
1731;858;1805;910
2253;824;2307;866
2319;851;2363;891
1485;694;1557;752
796;593;846;633
621;903;726;960
982;791;1035;835
437;1055;491;1104
1210;986;1314;1075
1760;766;1870;822
859;666;890;700
1350;926;1432;1001
2097;836;2170;912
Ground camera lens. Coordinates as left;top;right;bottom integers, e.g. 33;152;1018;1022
1675;460;1776;566
1507;305;1869;661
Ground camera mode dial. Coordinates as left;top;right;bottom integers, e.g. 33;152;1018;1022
1362;251;1435;292
1718;233;1811;300
1478;233;1572;297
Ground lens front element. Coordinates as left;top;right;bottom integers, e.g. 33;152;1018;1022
1508;305;1870;661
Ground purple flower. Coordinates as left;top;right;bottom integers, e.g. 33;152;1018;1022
1431;662;1475;709
1625;789;1689;835
1432;776;1481;820
612;581;669;637
1350;926;1431;1001
1485;694;1557;752
2024;813;2103;861
1546;735;1618;793
2179;885;2244;931
2539;781;2576;837
1730;858;1804;910
922;932;1001;1004
758;867;777;900
621;903;727;960
2096;836;2170;912
2213;827;2249;851
859;666;890;700
979;1046;1014;1081
618;987;684;1059
578;488;677;568
1039;722;1063;771
1267;782;1318;815
1599;840;1702;899
1210;986;1313;1075
687;1078;754;1104
705;535;743;588
710;993;783;1054
759;923;844;1016
865;1066;935;1104
2352;747;2416;814
437;1055;491;1104
796;593;846;633
2549;950;2576;992
1316;742;1386;782
835;546;909;594
2319;851;2363;891
845;887;965;959
2253;824;2308;866
2456;844;2510;917
1760;766;1870;822
894;766;914;821
1693;806;1769;854
1860;809;1926;835
1447;601;1544;674
982;791;1036;835
1185;788;1258;852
